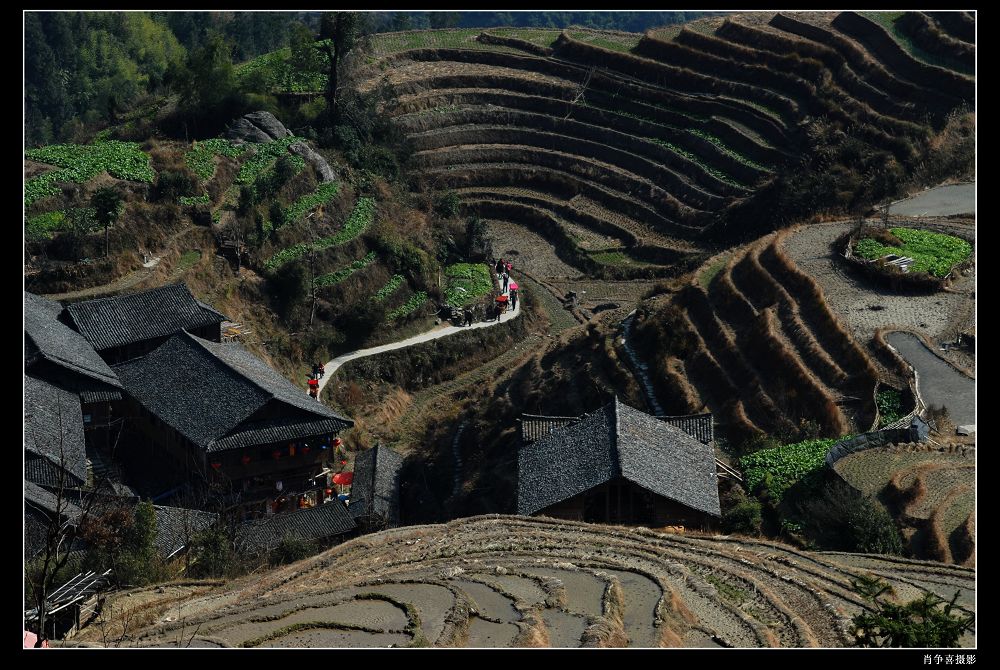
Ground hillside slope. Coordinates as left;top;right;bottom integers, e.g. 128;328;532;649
126;515;975;648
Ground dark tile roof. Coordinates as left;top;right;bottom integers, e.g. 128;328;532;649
236;500;355;552
349;445;405;526
522;410;714;446
616;403;721;517
24;292;122;390
64;283;226;352
211;418;352;452
24;375;88;488
654;413;714;445
517;398;721;518
24;480;85;522
519;415;581;444
80;389;123;403
151;505;218;559
113;332;352;452
26;453;80;489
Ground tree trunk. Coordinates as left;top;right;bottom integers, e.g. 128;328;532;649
325;43;338;127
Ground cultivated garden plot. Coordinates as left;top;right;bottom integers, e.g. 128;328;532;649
852;227;971;278
25;141;155;207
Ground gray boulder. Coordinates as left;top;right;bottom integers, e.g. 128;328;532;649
244;111;292;140
225;111;292;144
225;117;273;144
290;142;338;183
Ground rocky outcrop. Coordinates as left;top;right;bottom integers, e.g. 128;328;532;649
290;141;338;183
225;111;292;144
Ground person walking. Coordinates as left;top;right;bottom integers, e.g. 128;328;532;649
464;307;474;326
510;288;518;310
501;271;509;293
494;302;502;322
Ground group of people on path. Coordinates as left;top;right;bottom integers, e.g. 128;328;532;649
307;361;326;399
492;257;518;322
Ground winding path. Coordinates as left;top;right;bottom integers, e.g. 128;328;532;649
890;182;975;217
316;280;521;395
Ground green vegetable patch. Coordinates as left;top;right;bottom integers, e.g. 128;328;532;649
282;181;342;226
876;388;905;427
264;197;376;271
740;436;843;502
373;274;405;303
443;263;493;307
184;138;248;181
387;291;428;321
854;227;971;278
26;210;66;242
25;140;155;206
314;251;377;287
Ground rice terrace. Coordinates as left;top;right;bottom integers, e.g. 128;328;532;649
23;10;975;652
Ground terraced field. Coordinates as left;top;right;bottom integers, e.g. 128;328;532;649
644;230;881;441
834;443;975;565
130;516;975;648
354;12;971;303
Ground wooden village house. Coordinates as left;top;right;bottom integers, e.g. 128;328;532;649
62;283;226;364
517;398;721;528
25;292;124;444
112;330;353;516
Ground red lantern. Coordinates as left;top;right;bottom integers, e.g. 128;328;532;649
332;471;353;485
301;446;310;455
325;488;333;496
333;437;343;447
241;455;251;465
211;462;222;470
272;450;281;460
340;459;347;466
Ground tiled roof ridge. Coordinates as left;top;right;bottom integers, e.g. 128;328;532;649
611;395;622;478
26;333;122;388
181;332;351;446
182;331;280;405
66;282;188;308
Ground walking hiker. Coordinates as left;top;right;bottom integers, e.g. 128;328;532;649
506;260;513;274
510;288;518;310
494;303;502;322
318;362;325;378
501;271;509;292
464;307;474;326
495;258;505;276
312;362;319;378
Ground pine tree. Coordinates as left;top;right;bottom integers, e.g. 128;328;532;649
851;575;974;647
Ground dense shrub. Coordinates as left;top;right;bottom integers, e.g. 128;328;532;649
722;490;763;536
270;534;317;566
156;169;197;202
797;480;903;554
